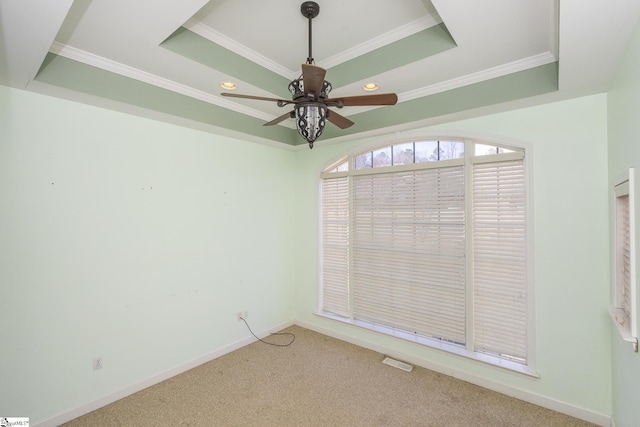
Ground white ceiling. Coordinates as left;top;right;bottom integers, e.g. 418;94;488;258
1;0;639;148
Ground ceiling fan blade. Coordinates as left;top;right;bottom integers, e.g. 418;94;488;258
221;92;296;105
327;109;354;129
326;93;398;107
301;63;326;100
263;111;294;126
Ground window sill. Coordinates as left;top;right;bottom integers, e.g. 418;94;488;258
608;306;639;351
315;311;539;378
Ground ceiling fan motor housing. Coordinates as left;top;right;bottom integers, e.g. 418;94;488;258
288;78;332;101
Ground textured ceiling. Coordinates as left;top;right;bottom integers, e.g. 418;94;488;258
1;0;639;149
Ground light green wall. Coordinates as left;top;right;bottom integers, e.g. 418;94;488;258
0;86;296;424
607;16;640;427
0;71;621;424
293;94;612;418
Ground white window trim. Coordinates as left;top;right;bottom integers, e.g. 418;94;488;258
609;168;639;352
317;136;537;376
317;311;538;377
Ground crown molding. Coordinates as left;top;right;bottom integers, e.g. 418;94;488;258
343;52;557;116
321;15;441;69
184;19;299;80
184;15;441;79
402;52;557;101
48;42;294;127
46;42;556;131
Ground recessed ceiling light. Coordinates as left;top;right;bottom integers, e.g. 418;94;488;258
363;83;379;92
220;82;237;90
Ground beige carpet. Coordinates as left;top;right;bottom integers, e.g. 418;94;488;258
62;325;597;426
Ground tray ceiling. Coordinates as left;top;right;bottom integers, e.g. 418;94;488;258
1;0;639;148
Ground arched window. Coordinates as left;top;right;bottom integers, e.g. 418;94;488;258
320;138;533;373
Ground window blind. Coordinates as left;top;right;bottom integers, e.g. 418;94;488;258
472;159;527;360
321;175;350;317
319;140;532;370
350;166;466;343
617;194;631;319
610;170;637;349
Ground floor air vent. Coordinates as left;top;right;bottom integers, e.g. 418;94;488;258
382;357;413;372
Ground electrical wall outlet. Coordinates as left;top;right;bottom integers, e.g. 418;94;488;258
237;310;248;321
93;356;103;371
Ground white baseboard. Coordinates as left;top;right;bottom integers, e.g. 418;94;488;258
35;320;294;427
36;319;612;427
296;320;612;427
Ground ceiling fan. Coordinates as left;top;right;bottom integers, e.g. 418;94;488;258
221;1;398;149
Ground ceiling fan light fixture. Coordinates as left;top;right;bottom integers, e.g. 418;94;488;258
363;83;379;91
220;82;237;90
296;102;326;149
